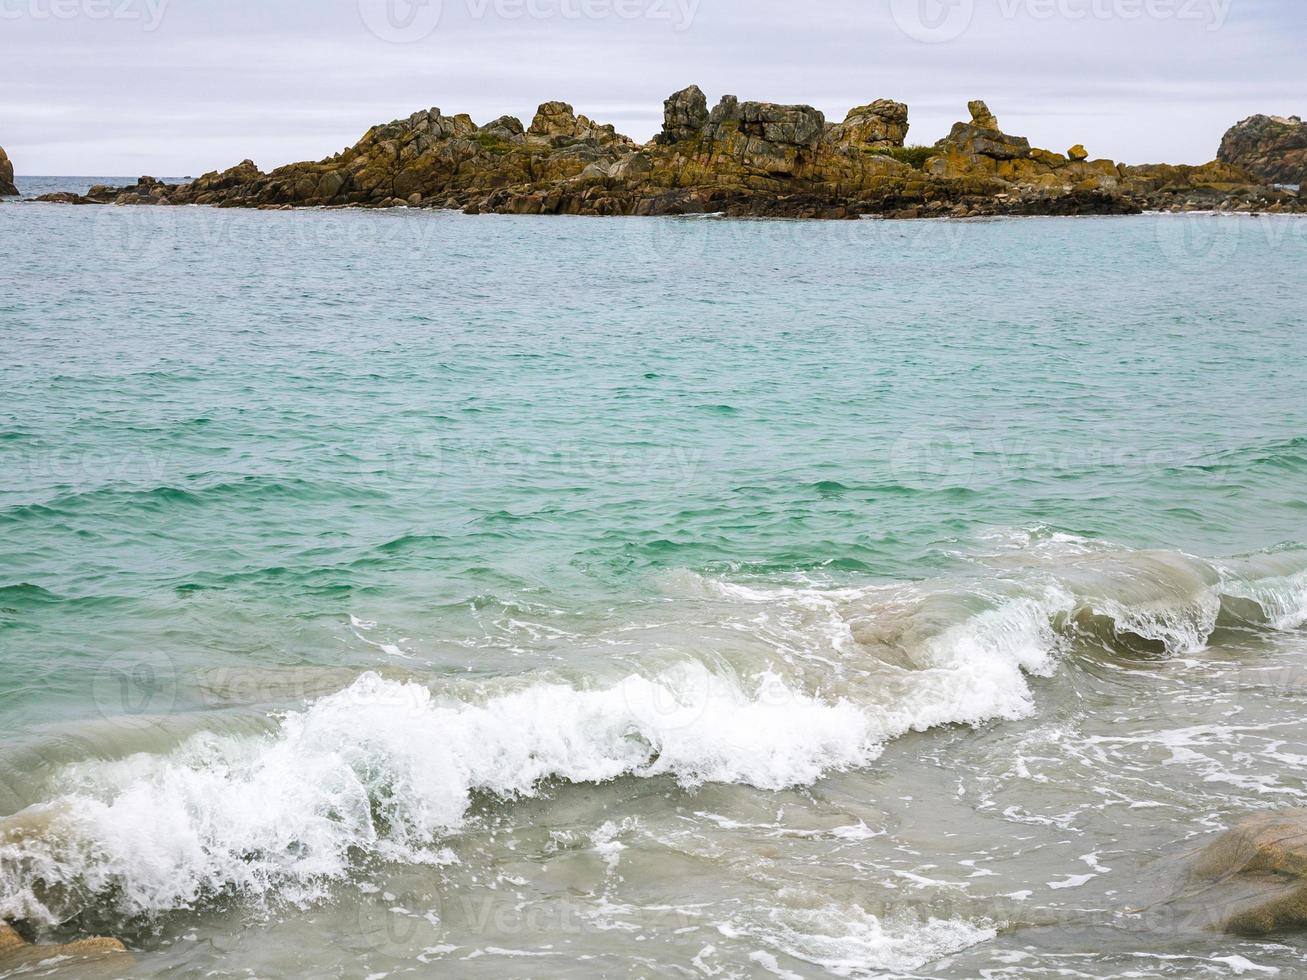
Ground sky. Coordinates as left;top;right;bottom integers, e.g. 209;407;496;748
1;0;1303;175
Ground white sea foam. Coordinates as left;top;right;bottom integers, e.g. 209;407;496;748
4;539;1305;925
731;903;996;977
0;666;878;922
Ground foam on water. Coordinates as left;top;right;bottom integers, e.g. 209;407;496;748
0;666;879;923
3;540;1306;930
731;903;998;977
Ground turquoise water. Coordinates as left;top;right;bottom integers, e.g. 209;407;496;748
2;199;1307;977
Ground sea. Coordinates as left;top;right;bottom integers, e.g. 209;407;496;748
2;178;1306;978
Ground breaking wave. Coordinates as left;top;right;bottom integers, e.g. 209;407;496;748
2;535;1304;925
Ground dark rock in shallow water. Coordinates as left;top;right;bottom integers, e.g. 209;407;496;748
1167;810;1307;935
1218;114;1307;185
0;145;17;196
0;921;129;970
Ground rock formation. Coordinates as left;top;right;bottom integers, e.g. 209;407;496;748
655;85;709;145
1166;810;1307;935
1;921;129;971
827;100;909;150
0;145;17;196
1218;114;1307;185
30;89;1306;218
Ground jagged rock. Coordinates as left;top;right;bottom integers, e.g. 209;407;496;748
968;99;999;130
929;101;1033;177
41;89;1305;219
0;145;15;196
0;921;129;970
478;115;525;141
658;85;709;144
737;102;826;148
828;100;909;149
1167;810;1307;935
528;101;581;140
1218;114;1307;185
1068;144;1089;161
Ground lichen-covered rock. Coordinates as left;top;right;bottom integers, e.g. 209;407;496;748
657;85;709;144
35;89;1304;219
1218;114;1307;185
1168;810;1307;935
0;145;17;196
967;99;999;130
828;100;909;149
1068;144;1089;161
738;101;826;148
929;100;1033;177
478;115;526;142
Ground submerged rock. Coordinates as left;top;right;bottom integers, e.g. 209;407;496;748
1172;810;1307;935
0;145;16;196
0;921;129;970
1218;114;1307;185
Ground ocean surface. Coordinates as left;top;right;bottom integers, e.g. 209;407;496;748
2;184;1307;978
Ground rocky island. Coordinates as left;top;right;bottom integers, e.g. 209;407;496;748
0;146;17;197
1218;114;1307;186
19;88;1307;217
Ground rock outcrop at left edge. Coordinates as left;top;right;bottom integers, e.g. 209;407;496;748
0;145;17;196
31;89;1307;218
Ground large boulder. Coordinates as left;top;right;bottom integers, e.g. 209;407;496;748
0;145;16;196
1218;114;1307;185
657;85;709;144
737;101;826;148
478;115;526;142
828;100;909;149
1171;810;1307;935
527;101;631;148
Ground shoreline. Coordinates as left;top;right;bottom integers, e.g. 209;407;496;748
9;196;1307;221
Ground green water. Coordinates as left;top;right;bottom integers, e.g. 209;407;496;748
1;202;1306;978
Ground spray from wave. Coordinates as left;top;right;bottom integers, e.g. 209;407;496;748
2;536;1304;926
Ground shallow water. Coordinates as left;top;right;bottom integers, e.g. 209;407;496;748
1;195;1306;978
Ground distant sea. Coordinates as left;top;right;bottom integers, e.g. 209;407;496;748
2;189;1306;978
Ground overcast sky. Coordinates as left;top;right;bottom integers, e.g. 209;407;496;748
2;0;1302;175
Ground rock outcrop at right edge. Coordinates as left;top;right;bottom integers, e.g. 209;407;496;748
0;146;17;196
